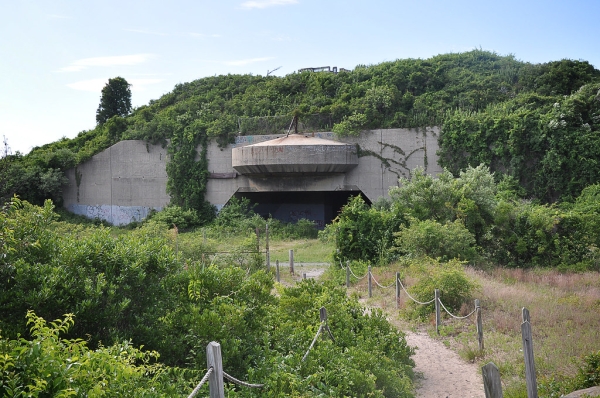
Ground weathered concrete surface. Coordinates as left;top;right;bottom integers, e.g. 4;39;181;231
62;140;170;225
63;128;441;224
208;127;441;206
232;134;358;175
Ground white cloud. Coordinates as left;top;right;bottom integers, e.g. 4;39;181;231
225;57;274;66
59;54;156;72
240;0;298;9
66;78;163;92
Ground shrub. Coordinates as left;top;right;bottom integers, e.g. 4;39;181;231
147;204;202;230
321;195;404;265
394;218;478;262
402;257;479;320
0;311;191;397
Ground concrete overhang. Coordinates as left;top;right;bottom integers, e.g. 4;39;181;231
232;134;358;175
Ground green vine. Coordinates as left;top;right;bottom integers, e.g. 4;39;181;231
75;167;82;203
165;126;214;221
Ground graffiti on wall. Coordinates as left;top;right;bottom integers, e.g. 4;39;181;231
68;204;161;226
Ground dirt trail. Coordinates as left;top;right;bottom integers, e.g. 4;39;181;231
405;330;484;398
307;264;484;397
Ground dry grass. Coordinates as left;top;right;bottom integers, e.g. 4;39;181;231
341;264;600;396
473;269;600;381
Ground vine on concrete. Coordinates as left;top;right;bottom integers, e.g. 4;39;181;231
166;125;214;222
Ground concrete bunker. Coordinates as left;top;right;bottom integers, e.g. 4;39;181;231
61;128;442;226
230;134;366;228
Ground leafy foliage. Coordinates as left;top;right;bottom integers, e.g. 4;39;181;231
402;258;479;320
0;311;191;397
146;204;203;230
1;198;415;396
321;195;404;265
96;77;132;125
394;218;477;262
326;165;600;270
3;50;599;212
439;83;600;202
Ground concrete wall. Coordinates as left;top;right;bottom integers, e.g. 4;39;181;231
206;127;441;207
63;140;170;225
63;127;441;224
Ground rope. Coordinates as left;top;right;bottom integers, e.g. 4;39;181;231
223;371;265;388
437;298;478;320
397;277;436;305
302;324;323;361
370;272;395;289
324;325;335;342
187;367;213;398
347;266;369;280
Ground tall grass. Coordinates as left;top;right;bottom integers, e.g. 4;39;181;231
336;262;600;397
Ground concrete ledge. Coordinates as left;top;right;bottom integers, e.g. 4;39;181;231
232;134;358;175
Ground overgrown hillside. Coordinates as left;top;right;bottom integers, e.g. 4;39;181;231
1;49;599;213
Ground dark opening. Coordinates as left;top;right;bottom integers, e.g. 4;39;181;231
234;190;371;229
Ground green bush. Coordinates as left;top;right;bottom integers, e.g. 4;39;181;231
0;311;191;397
321;195;404;265
402;257;479;320
147;204;202;230
394;218;478;262
539;350;600;397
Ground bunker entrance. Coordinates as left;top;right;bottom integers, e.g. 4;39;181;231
233;190;371;229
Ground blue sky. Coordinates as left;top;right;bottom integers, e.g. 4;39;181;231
2;0;599;155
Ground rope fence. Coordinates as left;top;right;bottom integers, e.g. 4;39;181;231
188;367;214;398
188;307;334;397
342;261;484;347
438;297;478;320
302;307;335;361
396;275;436;305
223;371;265;388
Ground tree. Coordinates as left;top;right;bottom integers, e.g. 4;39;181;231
96;77;132;125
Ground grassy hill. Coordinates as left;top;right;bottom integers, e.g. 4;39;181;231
1;49;599;211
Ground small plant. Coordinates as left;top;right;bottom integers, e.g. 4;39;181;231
402;257;479;320
146;204;203;229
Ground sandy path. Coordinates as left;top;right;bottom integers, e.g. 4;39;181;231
405;330;484;398
303;264;484;397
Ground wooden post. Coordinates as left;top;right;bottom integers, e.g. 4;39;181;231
206;342;224;398
368;266;372;298
476;299;484;351
396;272;400;309
320;307;327;323
521;308;538;398
276;259;280;282
435;289;440;335
266;251;270;273
265;223;270;272
522;307;530;323
173;224;179;259
289;249;294;275
303;273;307;280
255;227;260;253
346;261;350;288
482;362;503;398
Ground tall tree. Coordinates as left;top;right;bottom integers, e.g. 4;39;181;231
96;77;132;125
